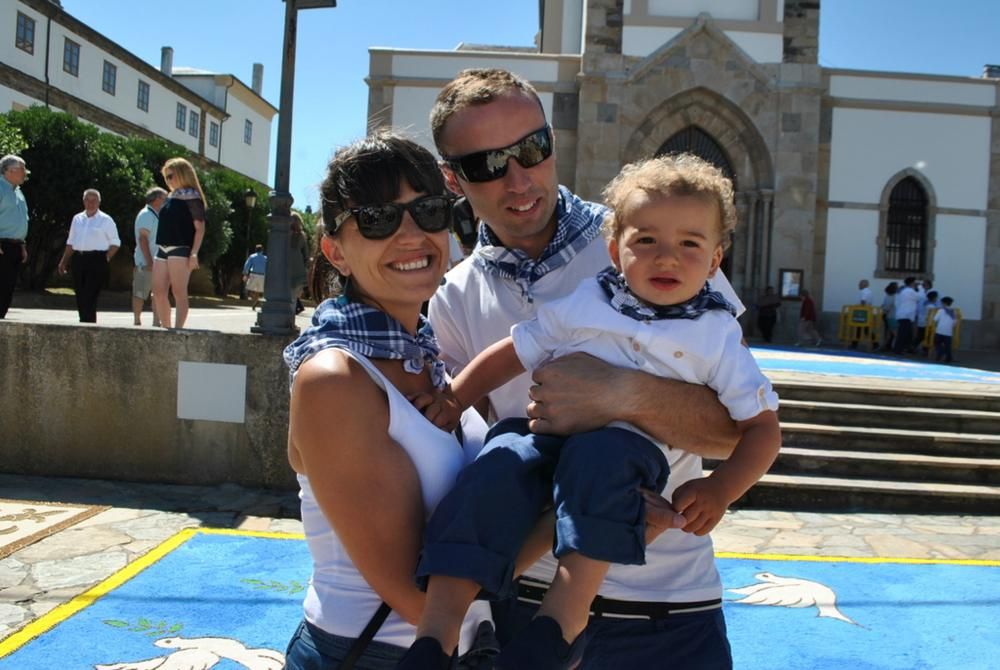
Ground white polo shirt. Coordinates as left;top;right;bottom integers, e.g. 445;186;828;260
67;210;120;252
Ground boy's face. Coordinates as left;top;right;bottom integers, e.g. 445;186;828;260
608;192;723;307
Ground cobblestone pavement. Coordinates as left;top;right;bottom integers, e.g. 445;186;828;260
1;473;997;642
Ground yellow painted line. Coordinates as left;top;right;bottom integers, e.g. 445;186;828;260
0;526;304;658
717;550;1000;567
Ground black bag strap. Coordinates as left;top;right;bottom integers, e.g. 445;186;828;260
339;601;392;670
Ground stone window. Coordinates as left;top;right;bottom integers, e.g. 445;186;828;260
102;60;117;95
883;177;928;273
15;12;34;54
244;119;253;145
189;110;199;138
63;38;80;76
209;121;220;148
176;103;187;131
137;81;150;112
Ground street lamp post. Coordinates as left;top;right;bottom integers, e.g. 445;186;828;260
253;0;336;335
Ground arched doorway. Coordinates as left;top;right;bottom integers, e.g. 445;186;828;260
624;87;774;303
657;126;738;278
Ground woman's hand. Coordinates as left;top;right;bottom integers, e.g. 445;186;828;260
188;254;199;270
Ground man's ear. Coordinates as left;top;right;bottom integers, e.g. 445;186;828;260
321;235;350;276
441;163;465;197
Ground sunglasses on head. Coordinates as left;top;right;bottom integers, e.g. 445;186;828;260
442;125;553;183
331;194;454;240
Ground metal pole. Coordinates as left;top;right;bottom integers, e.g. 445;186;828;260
253;0;299;335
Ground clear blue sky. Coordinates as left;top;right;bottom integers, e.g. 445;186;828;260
60;0;998;210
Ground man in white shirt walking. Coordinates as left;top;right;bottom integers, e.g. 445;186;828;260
57;189;120;323
893;276;920;354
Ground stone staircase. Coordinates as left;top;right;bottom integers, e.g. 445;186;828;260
707;379;1000;514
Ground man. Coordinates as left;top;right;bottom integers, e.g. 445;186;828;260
893;276;920;354
428;68;739;668
0;155;30;319
858;278;872;305
57;189;120;323
242;244;267;310
132;187;167;326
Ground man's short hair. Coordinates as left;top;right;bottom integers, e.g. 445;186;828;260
430;68;544;154
145;187;168;204
0;155;25;174
601;153;737;250
255;244;263;252
83;188;102;201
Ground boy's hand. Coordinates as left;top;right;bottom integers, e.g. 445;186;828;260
409;387;463;432
670;477;733;536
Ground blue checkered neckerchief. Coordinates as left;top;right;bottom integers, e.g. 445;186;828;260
472;185;604;303
283;295;447;388
596;266;736;321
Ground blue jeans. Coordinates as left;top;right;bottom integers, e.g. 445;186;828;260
416;418;670;600
283;619;405;670
496;599;732;669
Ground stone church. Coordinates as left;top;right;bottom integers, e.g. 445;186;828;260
367;0;999;348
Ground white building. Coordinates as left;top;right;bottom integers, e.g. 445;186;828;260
1;0;276;185
366;0;1000;349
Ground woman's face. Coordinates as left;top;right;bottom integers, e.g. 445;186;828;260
326;181;450;318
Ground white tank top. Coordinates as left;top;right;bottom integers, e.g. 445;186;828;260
296;350;491;652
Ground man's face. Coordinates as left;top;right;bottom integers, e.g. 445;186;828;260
83;194;100;215
437;93;559;258
151;195;167;213
3;163;27;187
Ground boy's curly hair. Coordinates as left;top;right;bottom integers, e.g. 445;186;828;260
601;153;737;250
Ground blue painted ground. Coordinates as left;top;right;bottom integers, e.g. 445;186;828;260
3;533;997;669
752;346;1000;385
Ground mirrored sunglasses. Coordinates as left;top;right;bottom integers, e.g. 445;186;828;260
442;125;553;183
331;194;454;240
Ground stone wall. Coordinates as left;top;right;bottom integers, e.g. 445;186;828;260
0;322;296;490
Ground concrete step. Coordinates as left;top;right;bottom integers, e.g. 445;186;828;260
767;447;1000;486
726;472;1000;515
778;422;1000;458
773;380;1000;412
778;399;1000;434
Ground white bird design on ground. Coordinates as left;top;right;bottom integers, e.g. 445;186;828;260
95;636;284;670
728;571;858;625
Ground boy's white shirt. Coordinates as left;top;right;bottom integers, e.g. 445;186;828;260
429;233;748;602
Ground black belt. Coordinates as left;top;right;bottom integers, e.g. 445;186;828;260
74;250;107;255
517;578;722;621
0;238;24;244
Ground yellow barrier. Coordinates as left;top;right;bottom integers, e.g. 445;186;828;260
921;307;962;354
838;304;882;349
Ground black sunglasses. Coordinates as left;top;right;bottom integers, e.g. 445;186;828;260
442;125;553;183
331;194;453;240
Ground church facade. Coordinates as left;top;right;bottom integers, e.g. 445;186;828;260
366;0;999;348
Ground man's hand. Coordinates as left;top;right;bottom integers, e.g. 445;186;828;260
641;489;687;544
670;477;732;536
526;353;625;435
409;386;463;432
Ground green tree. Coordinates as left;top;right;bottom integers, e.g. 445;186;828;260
0;116;27;157
200;169;268;295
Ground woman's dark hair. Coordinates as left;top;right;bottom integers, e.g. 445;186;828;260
311;131;448;300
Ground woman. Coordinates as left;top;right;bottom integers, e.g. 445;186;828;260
281;132;544;669
153;157;206;329
289;211;309;314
